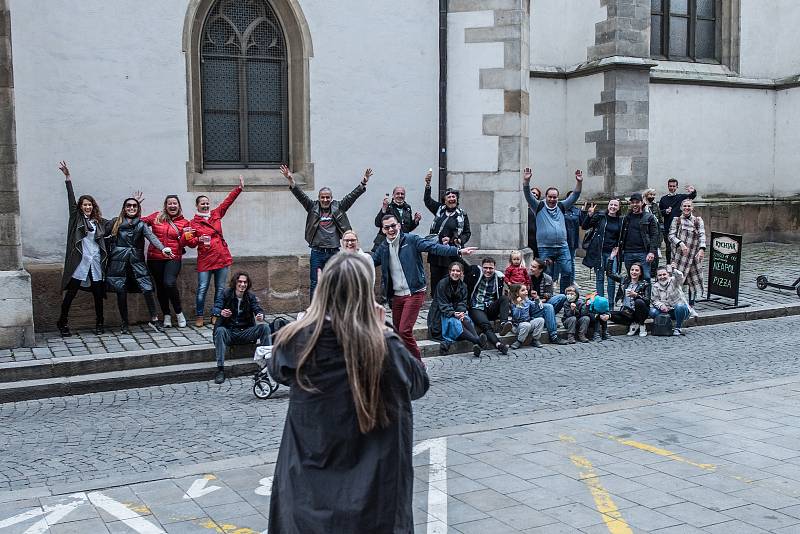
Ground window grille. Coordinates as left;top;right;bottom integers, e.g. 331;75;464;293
651;0;717;62
201;0;288;168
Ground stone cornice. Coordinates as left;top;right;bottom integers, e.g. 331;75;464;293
531;58;800;91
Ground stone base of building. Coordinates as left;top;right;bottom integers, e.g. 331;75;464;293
0;270;36;348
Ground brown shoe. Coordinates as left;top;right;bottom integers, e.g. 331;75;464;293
195;316;204;327
211;316;217;325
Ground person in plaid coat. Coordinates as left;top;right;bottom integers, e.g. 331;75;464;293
668;198;706;307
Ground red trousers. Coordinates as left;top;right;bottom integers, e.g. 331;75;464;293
391;291;426;362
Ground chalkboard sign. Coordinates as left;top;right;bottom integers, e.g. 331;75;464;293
707;232;743;305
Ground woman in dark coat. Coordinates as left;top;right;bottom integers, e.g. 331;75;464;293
107;198;173;334
56;161;109;336
607;261;651;336
427;261;483;356
423;170;471;295
581;198;622;298
269;253;429;534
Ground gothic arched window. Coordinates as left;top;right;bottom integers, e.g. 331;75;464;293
201;0;288;167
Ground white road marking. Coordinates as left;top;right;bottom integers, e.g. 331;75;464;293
254;476;273;497
413;437;448;534
183;475;222;500
0;507;45;529
21;493;87;534
88;491;165;533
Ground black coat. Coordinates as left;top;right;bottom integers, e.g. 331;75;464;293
212;288;264;330
423;186;471;267
106;218;164;293
607;269;652;306
617;210;660;255
61;181;109;292
581;211;621;271
268;323;429;534
427;276;468;341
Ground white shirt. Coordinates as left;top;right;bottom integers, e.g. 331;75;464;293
72;219;103;285
386;236;411;296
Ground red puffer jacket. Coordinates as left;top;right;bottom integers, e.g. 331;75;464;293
142;212;190;261
186;186;242;272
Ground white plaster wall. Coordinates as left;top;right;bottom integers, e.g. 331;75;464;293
775;87;800;193
529;74;602;197
530;0;605;67
739;0;800;79
446;10;503;174
649;84;780;196
11;0;439;263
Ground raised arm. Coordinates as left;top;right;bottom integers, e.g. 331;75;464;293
214;177;244;218
59;161;78;217
522;167;542;211
562;170;583;209
339;168;371;212
281;165;315;212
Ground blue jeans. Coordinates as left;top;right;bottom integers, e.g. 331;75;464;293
310;247;339;297
547;294;567;315
538;243;573;293
530;302;558;339
649;304;689;328
623;252;652;280
196;266;229;317
595;253;617;298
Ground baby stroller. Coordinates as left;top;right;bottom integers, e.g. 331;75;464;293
252;345;279;399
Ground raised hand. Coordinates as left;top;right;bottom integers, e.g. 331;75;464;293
413;211;422;223
280;165;295;187
239;175;245;190
381;195;390;211
58;161;71;180
460;247;478;256
424;169;433;186
575;169;584;182
523;167;532;182
588;202;597;216
133;190;144;205
362;168;373;184
686;184;695;193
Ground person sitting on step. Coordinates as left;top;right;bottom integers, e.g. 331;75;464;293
508;283;545;349
649;264;691;336
465;258;510;355
212;271;271;384
562;285;591;343
607;261;651;337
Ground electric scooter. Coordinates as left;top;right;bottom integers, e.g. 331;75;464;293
756;275;800;298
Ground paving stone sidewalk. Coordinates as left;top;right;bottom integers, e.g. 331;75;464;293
3;374;800;533
3;242;798;364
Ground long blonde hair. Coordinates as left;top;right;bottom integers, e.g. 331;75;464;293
274;252;388;433
111;198;140;237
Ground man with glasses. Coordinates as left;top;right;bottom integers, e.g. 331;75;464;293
424;169;472;294
372;214;477;362
372;185;421;251
281;164;372;297
522;167;583;293
465;258;511;355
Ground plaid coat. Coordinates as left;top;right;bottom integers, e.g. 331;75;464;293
668;215;706;297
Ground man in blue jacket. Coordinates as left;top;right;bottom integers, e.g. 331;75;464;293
373;214;477;362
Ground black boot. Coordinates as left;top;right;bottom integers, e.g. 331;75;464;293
56;318;72;337
95;320;104;335
120;322;131;335
214;366;225;384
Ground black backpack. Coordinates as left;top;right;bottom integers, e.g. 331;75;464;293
652;313;673;336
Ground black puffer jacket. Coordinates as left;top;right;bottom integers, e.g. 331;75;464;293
106;218;164;293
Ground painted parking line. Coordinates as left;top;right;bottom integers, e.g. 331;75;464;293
561;434;633;534
413;437;448;534
595;432;717;471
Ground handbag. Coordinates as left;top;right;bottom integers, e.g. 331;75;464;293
581;227;595;250
652;313;674;336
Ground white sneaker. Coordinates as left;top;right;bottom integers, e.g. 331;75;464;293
162;315;172;328
639;327;647;337
688;306;699;318
176;312;187;328
673;328;682;336
627;323;639;336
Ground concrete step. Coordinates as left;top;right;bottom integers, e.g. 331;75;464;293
0;358;260;403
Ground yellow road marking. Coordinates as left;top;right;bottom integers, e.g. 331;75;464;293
204;474;218;480
595;432;717;471
123;502;151;514
197;519;260;534
561;435;633;534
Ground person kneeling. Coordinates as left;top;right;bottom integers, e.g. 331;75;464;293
212;271;271;384
509;284;545;349
650;264;690;336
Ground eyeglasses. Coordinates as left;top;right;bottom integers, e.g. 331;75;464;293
343;239;358;243
124;204;138;208
444;189;459;196
382;223;398;230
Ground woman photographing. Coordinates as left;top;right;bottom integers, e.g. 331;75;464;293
268;253;429;533
56;161;109;336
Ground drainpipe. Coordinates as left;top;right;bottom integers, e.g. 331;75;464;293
438;0;448;201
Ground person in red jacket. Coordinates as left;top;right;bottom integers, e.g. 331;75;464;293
141;195;190;328
504;250;530;289
186;176;244;327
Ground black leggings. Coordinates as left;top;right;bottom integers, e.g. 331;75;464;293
147;259;183;315
60;275;104;323
116;290;157;325
456;319;481;345
611;298;649;325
